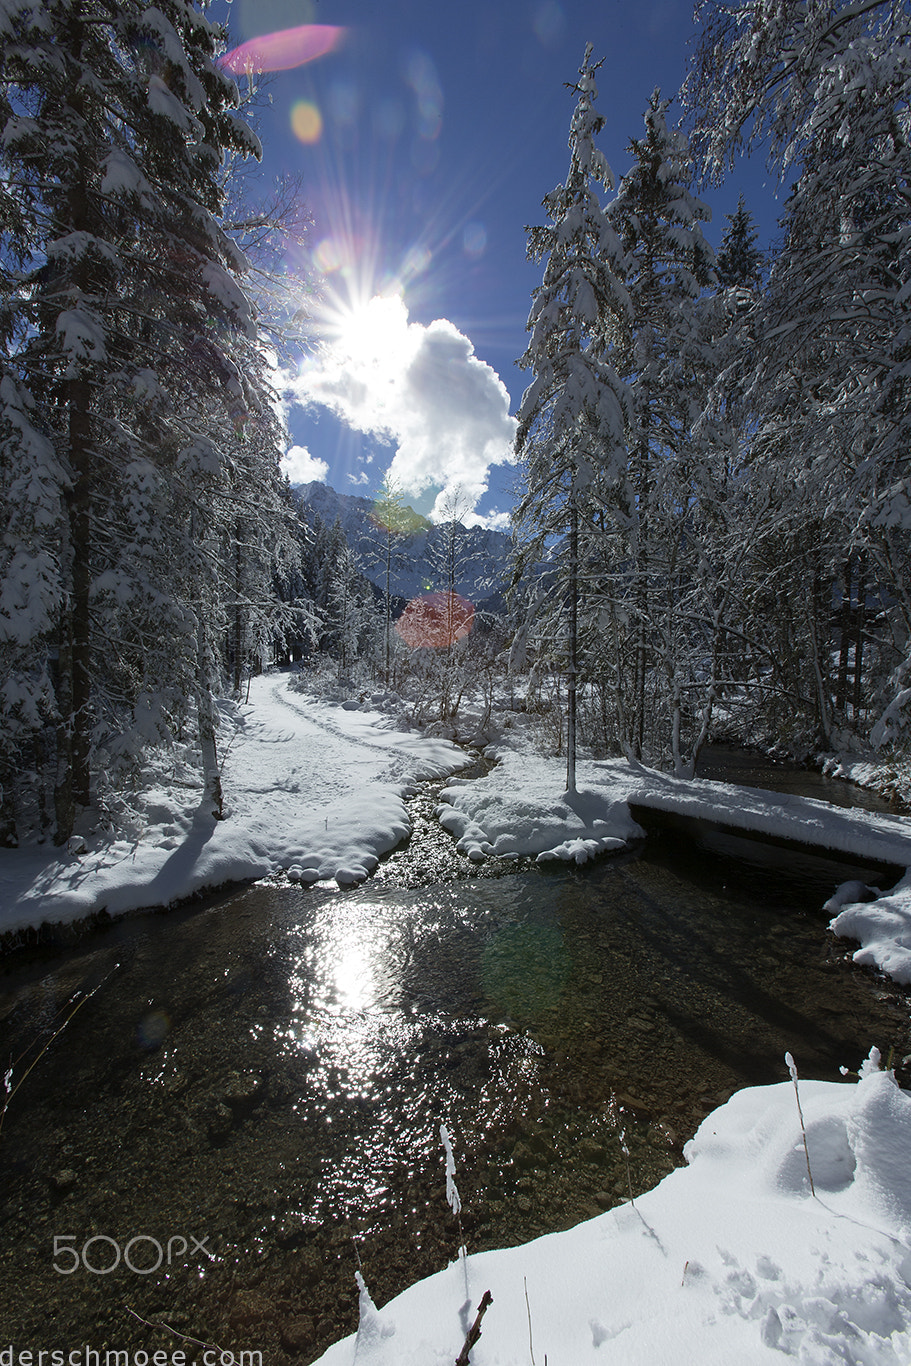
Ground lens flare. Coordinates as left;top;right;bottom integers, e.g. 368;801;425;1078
463;222;487;259
401;243;432;281
137;1010;170;1049
395;591;474;650
328;79;359;128
404;49;443;140
220;24;345;75
291;100;323;144
314;236;348;273
369;498;426;536
532;0;566;46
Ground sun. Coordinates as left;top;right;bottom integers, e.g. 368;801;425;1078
325;292;419;373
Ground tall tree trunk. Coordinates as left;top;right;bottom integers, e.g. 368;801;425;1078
233;517;244;694
852;558;866;720
0;755;17;847
384;532;392;687
197;616;223;820
55;381;93;842
835;559;851;714
566;499;578;793
54;26;94;840
807;577;832;747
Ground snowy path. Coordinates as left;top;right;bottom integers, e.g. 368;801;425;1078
226;676;454;812
0;674;466;936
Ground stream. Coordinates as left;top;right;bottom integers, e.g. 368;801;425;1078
0;751;909;1364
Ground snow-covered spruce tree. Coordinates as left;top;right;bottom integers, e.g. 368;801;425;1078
0;368;65;843
218;398;307;695
603;92;715;770
686;0;911;753
0;0;283;839
316;516;346;621
424;488;477;632
672;200;778;754
514;44;631;792
715;195;764;291
327;542;375;681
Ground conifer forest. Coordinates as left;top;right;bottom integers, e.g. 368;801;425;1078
2;0;910;845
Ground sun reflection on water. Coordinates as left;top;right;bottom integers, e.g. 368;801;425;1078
262;888;559;1230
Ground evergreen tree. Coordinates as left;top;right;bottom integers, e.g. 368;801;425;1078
360;478;423;686
514;44;631;791
604;91;715;767
688;0;911;752
0;369;64;843
715;196;764;289
423;487;484;667
327;544;377;680
0;0;293;839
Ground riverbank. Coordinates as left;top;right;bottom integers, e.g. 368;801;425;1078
4;675;911;986
314;1058;911;1366
0;673;467;943
437;725;911;985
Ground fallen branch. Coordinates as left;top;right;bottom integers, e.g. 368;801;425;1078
455;1290;492;1366
124;1305;225;1354
1;964;119;1139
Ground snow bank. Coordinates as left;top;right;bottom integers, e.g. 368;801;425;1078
439;735;911;990
0;674;466;937
824;751;911;806
313;1064;911;1366
827;872;911;986
438;743;911;868
437;747;643;863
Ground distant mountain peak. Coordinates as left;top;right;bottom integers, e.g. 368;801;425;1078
294;480;511;608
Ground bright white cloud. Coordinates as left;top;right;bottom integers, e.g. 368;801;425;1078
281;444;329;485
465;507;512;531
285;295;517;518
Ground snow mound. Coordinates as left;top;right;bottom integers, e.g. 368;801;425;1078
437;740;911;871
314;1068;911;1365
437;747;644;862
829;871;911;985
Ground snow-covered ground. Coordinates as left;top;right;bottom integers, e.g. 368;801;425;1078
437;737;911;868
315;1058;911;1366
824;750;911;806
0;673;466;938
3;671;910;976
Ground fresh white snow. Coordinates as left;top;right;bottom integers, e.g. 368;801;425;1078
314;1061;911;1366
437;737;911;868
827;872;911;987
0;672;466;936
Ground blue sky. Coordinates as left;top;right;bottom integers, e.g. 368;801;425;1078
214;0;782;525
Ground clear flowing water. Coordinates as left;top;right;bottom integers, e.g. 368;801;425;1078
0;761;909;1365
696;743;906;813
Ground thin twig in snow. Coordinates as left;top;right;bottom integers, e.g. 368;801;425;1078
785;1051;816;1198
